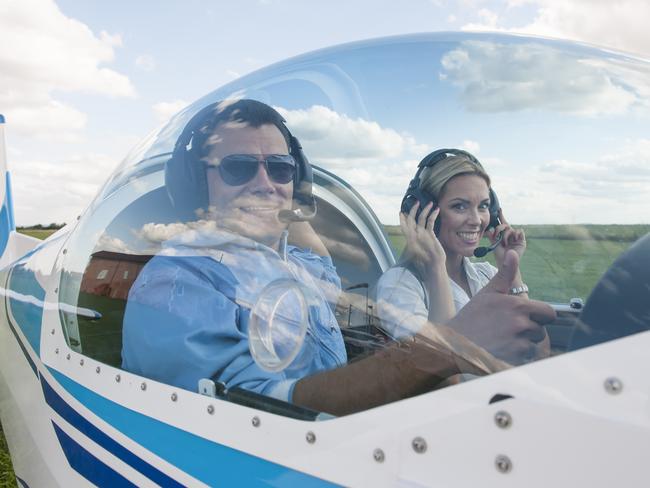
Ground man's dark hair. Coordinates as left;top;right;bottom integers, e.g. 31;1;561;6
187;99;291;162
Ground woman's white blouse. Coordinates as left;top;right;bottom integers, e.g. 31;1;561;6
375;258;497;339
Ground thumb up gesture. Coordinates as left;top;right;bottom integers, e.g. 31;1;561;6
447;250;555;364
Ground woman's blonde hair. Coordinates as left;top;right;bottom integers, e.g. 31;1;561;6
419;154;491;200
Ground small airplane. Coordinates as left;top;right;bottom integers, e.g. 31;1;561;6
1;32;649;487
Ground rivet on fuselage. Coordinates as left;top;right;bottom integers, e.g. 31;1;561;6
171;393;178;402
95;366;101;373
306;431;316;444
373;448;385;463
252;416;260;427
79;359;84;366
495;454;512;473
494;410;512;429
50;329;55;335
66;353;70;360
412;437;427;454
207;405;215;414
140;382;147;391
604;377;623;394
115;374;121;383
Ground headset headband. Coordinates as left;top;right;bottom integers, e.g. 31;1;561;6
417;148;480;170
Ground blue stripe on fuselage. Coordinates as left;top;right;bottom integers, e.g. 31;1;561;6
47;369;338;487
15;476;29;488
52;422;137;488
41;376;184;487
3;307;38;376
0;172;15;258
6;262;45;356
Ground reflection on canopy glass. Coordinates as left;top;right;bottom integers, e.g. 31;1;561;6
58;33;650;418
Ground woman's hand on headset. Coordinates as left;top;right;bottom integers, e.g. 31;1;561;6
489;209;526;268
400;201;447;277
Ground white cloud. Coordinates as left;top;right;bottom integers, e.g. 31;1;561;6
460;140;481;154
275;105;430;223
538;138;650;198
12;152;118;225
134;219;228;248
476;8;499;28
462;0;650;59
7;101;87;142
95;234;133;255
135;54;156;71
152;100;189;123
491;138;650;224
100;30;123;48
138;222;197;243
440;40;648;115
0;0;135;139
278;105;427;165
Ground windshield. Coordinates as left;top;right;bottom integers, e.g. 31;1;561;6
59;33;650;418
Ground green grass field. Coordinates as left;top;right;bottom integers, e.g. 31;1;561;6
385;224;650;302
0;424;15;488
16;229;58;240
1;224;648;483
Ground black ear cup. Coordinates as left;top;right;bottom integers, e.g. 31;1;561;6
401;187;436;218
487;188;501;230
165;110;212;217
288;135;314;215
400;194;420;215
399;149;463;222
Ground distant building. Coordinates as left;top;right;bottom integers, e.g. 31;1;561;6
80;251;152;300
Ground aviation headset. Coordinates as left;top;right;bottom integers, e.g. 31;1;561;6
400;148;501;233
165;99;315;219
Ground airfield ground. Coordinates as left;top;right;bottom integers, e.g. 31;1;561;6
0;424;14;488
386;224;650;302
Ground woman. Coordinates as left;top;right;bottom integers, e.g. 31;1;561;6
376;149;544;363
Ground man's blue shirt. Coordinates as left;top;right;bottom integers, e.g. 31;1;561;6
121;228;346;401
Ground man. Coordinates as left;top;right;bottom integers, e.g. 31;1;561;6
122;99;344;402
122;99;555;416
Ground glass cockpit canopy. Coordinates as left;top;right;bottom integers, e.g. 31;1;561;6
58;32;650;417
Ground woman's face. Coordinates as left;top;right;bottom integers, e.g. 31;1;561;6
436;174;491;259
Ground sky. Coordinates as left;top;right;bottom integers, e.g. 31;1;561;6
1;0;649;226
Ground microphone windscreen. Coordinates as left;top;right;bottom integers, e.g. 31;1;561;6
473;247;488;258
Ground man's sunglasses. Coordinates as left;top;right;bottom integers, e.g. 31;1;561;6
212;154;296;186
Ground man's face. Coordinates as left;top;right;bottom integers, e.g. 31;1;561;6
204;123;293;248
